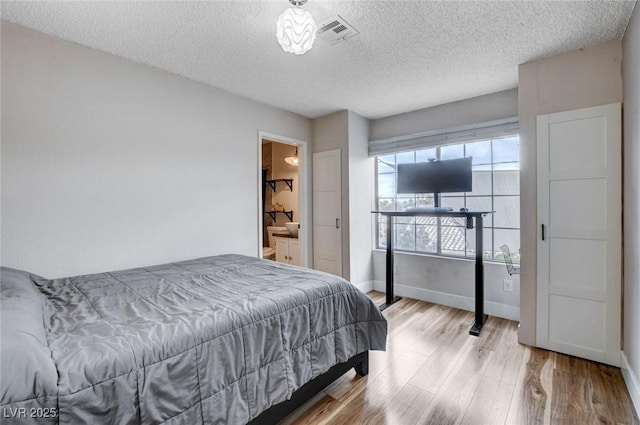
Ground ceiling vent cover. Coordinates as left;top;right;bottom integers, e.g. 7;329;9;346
316;15;359;45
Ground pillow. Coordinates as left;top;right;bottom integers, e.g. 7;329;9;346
1;267;58;405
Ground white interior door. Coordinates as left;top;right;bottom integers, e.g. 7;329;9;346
537;103;621;366
313;149;342;276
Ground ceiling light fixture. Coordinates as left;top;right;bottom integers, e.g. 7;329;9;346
276;0;316;55
285;147;299;166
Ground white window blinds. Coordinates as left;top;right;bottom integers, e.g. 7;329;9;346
368;117;519;157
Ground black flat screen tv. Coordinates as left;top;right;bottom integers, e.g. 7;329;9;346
397;157;473;194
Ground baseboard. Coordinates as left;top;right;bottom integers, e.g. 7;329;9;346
371;280;520;321
354;280;374;294
622;351;640;419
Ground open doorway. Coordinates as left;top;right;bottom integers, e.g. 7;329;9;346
257;132;309;268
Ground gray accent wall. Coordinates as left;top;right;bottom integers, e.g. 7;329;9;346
1;22;312;278
623;2;640;414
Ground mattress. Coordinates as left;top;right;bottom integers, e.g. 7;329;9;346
0;254;387;424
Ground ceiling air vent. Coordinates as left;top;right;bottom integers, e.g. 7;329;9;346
316;15;359;45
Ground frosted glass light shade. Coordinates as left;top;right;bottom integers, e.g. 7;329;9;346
276;8;316;55
284;155;299;166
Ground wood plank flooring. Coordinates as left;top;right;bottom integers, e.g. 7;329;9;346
282;292;639;425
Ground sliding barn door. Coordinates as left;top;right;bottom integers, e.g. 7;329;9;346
536;103;621;366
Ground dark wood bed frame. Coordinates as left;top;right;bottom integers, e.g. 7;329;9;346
247;351;369;425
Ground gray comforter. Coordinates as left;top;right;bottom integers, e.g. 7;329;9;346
1;254;387;424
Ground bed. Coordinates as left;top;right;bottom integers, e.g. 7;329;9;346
0;254;387;424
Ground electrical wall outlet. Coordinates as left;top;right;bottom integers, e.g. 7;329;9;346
503;279;513;292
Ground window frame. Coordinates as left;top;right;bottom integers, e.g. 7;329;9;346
374;135;520;264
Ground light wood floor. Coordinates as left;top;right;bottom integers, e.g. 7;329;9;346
282;291;639;425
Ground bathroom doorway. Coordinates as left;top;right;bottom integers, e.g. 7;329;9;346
257;132;309;268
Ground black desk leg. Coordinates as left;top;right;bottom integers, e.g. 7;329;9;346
470;215;488;336
380;214;401;311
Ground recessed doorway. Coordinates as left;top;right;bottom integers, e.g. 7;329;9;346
257;131;310;268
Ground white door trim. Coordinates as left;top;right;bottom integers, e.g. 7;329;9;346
536;114;551;349
257;131;310;268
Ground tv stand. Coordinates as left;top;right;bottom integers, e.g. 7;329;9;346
371;209;493;336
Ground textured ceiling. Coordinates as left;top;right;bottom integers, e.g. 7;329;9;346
1;1;636;119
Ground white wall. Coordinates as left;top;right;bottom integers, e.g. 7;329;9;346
310;110;375;286
370;89;518;140
517;40;623;345
0;22;311;278
622;3;640;415
311;111;351;280
347;111;374;286
372;251;520;320
369;89;520;320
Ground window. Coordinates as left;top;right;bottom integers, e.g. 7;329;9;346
375;135;520;263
